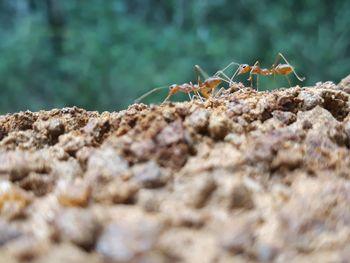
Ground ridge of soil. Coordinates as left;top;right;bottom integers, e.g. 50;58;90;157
1;76;350;262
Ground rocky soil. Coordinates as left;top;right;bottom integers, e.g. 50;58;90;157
1;76;350;263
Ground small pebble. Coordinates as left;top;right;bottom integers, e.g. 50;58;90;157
6;235;44;261
208;113;230;140
0;181;32;219
55;208;101;249
185;109;210;133
132;161;167;188
85;147;129;179
156;121;184;146
186;176;216;209
96;221;161;262
56;180;91;207
229;183;254;210
92;178;138;204
0;220;23;246
47;119;65;140
19;172;53;196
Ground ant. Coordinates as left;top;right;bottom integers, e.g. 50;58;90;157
135;65;222;103
215;53;305;90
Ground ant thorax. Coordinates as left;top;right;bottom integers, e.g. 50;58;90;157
183;83;195;93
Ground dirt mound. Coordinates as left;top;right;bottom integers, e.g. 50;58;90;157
1;78;350;262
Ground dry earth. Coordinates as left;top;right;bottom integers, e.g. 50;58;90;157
1;76;350;262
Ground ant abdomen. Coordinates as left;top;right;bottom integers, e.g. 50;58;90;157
274;64;293;75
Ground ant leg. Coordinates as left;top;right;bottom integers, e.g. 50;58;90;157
188;93;192;100
215;71;232;84
215;62;240;85
248;75;254;88
191;92;204;102
195;65;209;82
194;66;209;100
163;93;172;103
214;87;226;97
229;67;240;85
195;91;204;101
273;53;281;68
211;87;217;97
285;75;291;87
195;69;203;88
248;61;259;89
256;75;259;91
215;61;240;75
275;53;305;81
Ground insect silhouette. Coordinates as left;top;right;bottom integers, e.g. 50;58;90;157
135;65;222;103
215;53;305;90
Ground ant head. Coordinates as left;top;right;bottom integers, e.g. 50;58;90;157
238;64;251;75
169;84;180;94
205;77;222;89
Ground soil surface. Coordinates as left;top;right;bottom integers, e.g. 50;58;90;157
1;76;350;263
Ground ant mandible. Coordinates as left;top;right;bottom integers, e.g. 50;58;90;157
134;65;222;103
215;53;305;90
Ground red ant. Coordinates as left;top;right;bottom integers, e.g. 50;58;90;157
215;53;305;90
135;65;222;103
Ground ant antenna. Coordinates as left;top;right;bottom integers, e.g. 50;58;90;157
162;93;172;103
134;86;168;103
229;67;240;84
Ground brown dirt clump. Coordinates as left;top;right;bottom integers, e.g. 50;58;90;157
1;77;350;262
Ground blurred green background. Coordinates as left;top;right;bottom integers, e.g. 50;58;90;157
0;0;349;113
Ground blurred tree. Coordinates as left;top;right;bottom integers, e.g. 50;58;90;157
46;0;64;55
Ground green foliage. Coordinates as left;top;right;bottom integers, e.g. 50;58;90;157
0;0;349;113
